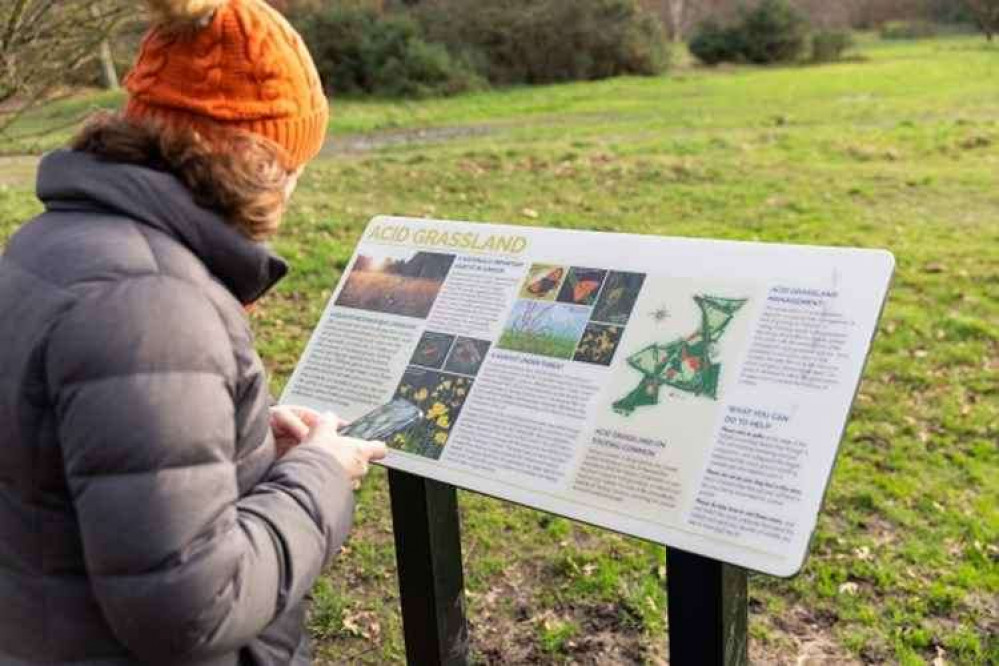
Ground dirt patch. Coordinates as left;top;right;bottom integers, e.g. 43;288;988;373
473;600;651;665
322;125;498;155
0;125;498;185
752;605;862;666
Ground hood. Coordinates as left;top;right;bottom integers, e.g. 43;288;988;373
35;150;288;305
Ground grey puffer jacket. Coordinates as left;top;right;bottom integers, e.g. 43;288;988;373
0;150;354;665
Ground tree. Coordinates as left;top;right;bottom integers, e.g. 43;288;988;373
662;0;686;41
639;0;734;41
0;0;131;138
90;3;120;90
965;0;999;40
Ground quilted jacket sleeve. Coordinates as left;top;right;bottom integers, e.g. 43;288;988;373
46;275;354;664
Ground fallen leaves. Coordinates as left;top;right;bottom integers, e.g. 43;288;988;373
341;609;382;640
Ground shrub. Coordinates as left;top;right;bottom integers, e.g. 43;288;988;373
414;0;670;86
928;0;977;25
811;30;855;63
689;0;807;66
738;0;808;64
688;19;745;65
880;20;939;40
291;5;482;98
690;19;746;65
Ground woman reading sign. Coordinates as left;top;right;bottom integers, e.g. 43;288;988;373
0;1;384;664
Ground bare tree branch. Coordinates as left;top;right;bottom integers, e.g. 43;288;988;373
0;0;134;138
1;0;31;51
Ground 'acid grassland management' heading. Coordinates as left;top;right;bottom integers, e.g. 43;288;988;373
367;223;528;255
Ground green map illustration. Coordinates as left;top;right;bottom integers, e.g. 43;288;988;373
612;295;747;415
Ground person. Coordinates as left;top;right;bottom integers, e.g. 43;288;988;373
0;0;386;664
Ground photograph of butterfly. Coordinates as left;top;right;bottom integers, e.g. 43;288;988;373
443;337;491;376
410;330;456;369
556;267;608;307
518;264;567;301
591;271;647;325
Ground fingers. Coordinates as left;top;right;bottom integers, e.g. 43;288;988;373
311;409;347;429
292;412;388;492
274;405;343;431
333;436;384;459
270;406;310;441
290;406;323;429
332;437;386;463
363;440;388;462
351;456;372;491
305;412;342;442
346;442;384;493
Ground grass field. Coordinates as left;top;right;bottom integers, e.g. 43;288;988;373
1;35;997;665
497;330;581;360
336;271;444;318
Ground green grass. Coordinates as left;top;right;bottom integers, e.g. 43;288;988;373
497;330;580;360
0;89;123;155
1;35;997;665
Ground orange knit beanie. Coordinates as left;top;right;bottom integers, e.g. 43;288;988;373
125;0;328;170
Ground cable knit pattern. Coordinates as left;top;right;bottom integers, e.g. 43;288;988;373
125;0;328;169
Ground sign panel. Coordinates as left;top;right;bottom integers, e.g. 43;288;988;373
282;217;894;576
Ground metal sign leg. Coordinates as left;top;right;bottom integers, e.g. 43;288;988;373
388;470;470;666
666;548;749;666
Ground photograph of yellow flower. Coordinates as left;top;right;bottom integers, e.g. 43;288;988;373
390;366;474;459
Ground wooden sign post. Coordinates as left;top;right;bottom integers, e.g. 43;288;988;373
282;217;894;664
388;471;469;666
388;470;749;666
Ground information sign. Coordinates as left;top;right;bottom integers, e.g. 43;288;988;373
282;217;894;576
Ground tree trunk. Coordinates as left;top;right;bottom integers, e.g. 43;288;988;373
98;39;119;90
664;0;686;42
90;4;119;90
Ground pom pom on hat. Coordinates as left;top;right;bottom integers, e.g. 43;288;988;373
142;0;228;27
126;0;328;170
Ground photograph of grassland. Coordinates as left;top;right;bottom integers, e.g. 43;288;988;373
335;250;455;318
498;299;591;359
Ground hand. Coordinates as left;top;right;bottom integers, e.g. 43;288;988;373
270;405;338;458
304;413;388;490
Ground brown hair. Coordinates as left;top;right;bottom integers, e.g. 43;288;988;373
72;112;291;240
